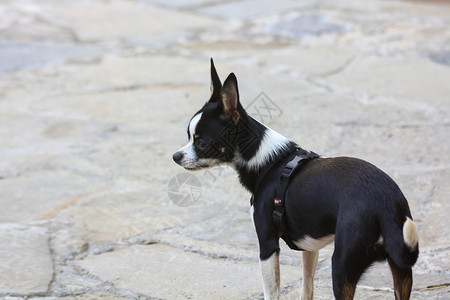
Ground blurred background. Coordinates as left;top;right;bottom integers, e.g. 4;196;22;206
0;0;449;299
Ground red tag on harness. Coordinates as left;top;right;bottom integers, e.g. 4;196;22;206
274;198;282;205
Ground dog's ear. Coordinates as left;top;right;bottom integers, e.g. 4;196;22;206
221;73;241;124
209;58;222;102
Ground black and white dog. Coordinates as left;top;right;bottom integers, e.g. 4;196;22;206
173;59;419;300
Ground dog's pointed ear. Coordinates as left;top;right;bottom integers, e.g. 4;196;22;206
209;58;222;102
221;73;241;124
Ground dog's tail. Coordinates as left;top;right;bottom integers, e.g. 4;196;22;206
382;216;419;269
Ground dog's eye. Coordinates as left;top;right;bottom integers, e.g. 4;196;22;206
197;139;208;150
194;134;200;139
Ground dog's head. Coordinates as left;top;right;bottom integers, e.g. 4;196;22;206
173;59;251;171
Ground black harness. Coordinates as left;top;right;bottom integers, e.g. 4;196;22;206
251;147;319;250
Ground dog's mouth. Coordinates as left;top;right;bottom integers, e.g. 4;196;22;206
182;162;209;171
182;159;214;171
183;166;204;171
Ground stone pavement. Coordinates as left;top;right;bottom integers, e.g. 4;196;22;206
0;0;449;299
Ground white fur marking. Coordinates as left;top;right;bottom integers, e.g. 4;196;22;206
245;127;291;170
260;252;280;300
250;205;255;229
301;251;318;300
294;235;335;252
188;112;202;142
376;235;384;245
178;112;203;163
403;217;419;249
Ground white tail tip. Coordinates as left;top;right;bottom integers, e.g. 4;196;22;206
403;217;419;249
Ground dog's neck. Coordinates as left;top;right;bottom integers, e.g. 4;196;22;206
232;117;297;193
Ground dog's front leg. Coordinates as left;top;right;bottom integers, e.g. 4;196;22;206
253;202;281;299
260;250;280;300
301;250;319;300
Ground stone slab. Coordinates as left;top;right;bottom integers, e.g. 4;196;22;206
139;0;225;10
267;14;348;39
197;0;315;20
33;0;222;45
76;244;300;299
326;56;450;103
0;0;449;299
263;46;356;76
0;42;103;75
27;293;128;300
0;169;104;223
0;224;53;296
24;55;212;96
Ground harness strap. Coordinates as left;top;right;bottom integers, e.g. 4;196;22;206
249;147;319;250
273;150;319;243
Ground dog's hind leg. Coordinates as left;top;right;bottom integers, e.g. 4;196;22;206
331;250;358;300
332;220;374;300
301;250;318;300
260;250;280;300
388;257;413;300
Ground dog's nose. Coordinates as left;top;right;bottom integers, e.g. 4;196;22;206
172;152;183;164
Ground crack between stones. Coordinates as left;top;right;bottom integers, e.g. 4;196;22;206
89;237;256;263
86;231;301;267
61;264;162;300
47;230;450;298
320;55;357;78
157;239;260;263
10;7;83;44
32;15;83;44
46;227;57;296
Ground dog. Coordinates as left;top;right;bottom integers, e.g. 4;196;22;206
172;59;419;300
